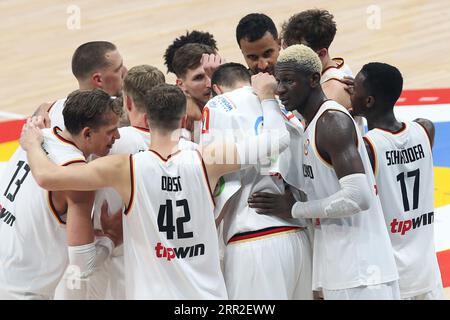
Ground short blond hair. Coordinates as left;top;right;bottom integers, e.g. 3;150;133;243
123;65;165;111
277;44;322;74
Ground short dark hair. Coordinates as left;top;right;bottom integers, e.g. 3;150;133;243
63;89;123;135
143;84;186;132
71;41;117;80
211;63;251;88
236;13;278;46
172;43;215;78
281;9;336;50
164;30;218;74
360;62;403;107
123;65;165;111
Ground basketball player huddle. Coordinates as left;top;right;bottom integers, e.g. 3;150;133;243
0;9;445;300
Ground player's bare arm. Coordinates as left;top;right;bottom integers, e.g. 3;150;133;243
321;80;352;111
414;118;435;149
251;110;372;219
20;121;132;205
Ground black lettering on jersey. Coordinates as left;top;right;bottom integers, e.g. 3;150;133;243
157;199;193;240
3;160;30;202
385;144;425;166
161;176;182;192
303;164;314;179
0;204;16;227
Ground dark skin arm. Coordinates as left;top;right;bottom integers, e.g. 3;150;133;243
363;137;376;174
414;118;435;149
249;110;365;218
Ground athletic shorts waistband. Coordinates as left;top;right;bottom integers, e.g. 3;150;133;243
228;226;305;244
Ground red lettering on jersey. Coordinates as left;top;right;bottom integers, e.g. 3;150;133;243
201;107;210;134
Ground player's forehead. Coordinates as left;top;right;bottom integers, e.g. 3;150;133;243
240;32;278;54
104;50;123;70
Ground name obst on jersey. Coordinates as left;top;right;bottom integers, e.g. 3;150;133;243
156;175;205;261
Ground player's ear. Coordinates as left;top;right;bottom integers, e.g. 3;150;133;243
316;48;327;59
366;95;375;109
125;95;133;112
81;127;92;141
212;84;222;96
311;72;321;88
91;72;102;89
176;78;186;93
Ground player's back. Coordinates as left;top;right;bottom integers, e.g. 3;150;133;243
364;121;441;298
123;149;227;299
0;127;85;299
203;87;305;243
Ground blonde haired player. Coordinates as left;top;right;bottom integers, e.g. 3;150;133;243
249;44;400;300
20;84;290;299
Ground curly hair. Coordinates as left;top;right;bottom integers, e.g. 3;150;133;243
281;9;336;50
164;30;218;74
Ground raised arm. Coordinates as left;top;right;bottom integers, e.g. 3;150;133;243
20;121;131;203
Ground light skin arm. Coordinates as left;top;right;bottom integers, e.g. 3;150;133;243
65;189;96;246
20;122;132;205
32;102;52;128
322;80;352;111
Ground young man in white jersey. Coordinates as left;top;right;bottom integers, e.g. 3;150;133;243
86;65;167;299
20;84;290;299
34;41;128;129
172;43;224;142
248;44;400;300
203;62;312;299
280;9;353;111
350;62;445;300
0;89;122;299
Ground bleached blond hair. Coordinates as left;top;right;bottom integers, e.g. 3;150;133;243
277;44;322;74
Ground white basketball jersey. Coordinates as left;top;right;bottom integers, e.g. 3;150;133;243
123;150;227;299
302;100;398;291
364;121;441;298
0;127;85;298
321;58;353;84
48;98;67;130
201;86;305;243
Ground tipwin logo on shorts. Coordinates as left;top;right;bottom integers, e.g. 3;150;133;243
390;212;434;235
154;242;205;261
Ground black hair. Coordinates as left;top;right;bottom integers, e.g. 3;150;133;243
164;30;218;74
211;62;251;88
236;13;278;46
360;62;403;107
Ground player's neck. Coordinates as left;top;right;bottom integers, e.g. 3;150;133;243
129;113;147;129
149;129;181;158
366;111;402;132
301;90;329;126
59;130;87;156
321;55;336;72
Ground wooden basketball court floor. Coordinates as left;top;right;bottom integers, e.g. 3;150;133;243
0;0;449;298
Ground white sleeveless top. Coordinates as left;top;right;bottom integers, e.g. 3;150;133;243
0;127;85;297
364;121;441;298
122;149;227;299
201;86;305;242
301;100;398;290
48;98;67;130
